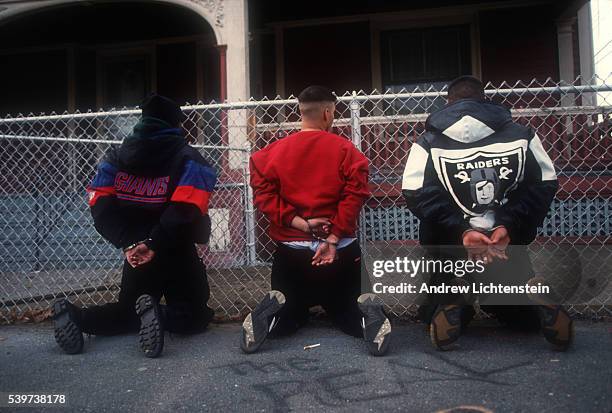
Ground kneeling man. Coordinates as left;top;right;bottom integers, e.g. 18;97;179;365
243;86;391;356
402;76;573;351
52;94;216;358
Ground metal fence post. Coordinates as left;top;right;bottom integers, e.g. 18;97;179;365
242;141;257;265
349;92;367;249
349;92;362;148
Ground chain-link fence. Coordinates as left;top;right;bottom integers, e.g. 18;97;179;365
1;77;611;323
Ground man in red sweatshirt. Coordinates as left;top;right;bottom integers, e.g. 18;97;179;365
240;86;391;356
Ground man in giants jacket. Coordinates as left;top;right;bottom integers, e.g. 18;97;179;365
52;94;216;358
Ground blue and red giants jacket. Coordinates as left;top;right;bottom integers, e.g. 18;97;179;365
87;117;217;251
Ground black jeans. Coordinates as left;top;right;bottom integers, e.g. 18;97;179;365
270;241;365;338
80;245;214;335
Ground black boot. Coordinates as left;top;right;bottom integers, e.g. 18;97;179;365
538;305;574;351
526;277;574;351
52;299;84;355
135;295;164;358
430;305;465;351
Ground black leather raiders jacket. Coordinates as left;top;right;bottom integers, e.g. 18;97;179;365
402;98;558;245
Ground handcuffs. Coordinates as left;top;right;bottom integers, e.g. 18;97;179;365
122;238;154;253
306;221;338;246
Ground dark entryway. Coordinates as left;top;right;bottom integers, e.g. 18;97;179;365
0;2;222;116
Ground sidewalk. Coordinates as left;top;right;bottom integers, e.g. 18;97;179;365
0;320;610;412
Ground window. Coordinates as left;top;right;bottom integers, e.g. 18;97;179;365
97;49;155;139
100;53;153;108
381;25;472;112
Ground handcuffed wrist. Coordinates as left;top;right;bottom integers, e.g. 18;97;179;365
311;234;339;246
123;238;153;253
143;238;156;251
461;229;479;238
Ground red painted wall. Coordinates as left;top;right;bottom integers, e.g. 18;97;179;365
480;5;559;84
283;22;372;96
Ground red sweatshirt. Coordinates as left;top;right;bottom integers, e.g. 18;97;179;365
250;130;370;241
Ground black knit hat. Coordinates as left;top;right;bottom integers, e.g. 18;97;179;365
140;93;186;126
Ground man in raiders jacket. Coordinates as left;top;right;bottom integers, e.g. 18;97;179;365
52;94;216;358
241;86;391;356
402;76;573;350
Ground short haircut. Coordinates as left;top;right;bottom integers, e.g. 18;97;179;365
447;76;485;101
297;86;337;104
297;86;336;119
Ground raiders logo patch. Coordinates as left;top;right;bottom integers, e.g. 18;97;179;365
431;141;527;216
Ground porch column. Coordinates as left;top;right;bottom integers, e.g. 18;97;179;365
217;45;228;101
223;0;250;102
223;0;250;169
577;2;596;106
556;17;576;106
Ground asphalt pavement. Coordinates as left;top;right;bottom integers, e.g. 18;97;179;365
0;320;611;412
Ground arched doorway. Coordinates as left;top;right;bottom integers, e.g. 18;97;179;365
0;1;223;115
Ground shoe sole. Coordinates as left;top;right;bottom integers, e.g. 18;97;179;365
430;305;461;351
52;300;84;355
358;293;391;356
241;290;285;354
135;295;164;358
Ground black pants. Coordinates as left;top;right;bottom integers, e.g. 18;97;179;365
80;245;214;335
418;245;540;331
270;242;365;338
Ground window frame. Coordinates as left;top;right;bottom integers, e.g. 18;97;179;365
370;13;482;93
96;45;157;110
380;24;473;89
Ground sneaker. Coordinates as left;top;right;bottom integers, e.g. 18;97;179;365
526;277;574;351
240;290;285;354
52;299;84;355
430;305;463;350
357;293;391;356
135;294;164;358
538;305;574;351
